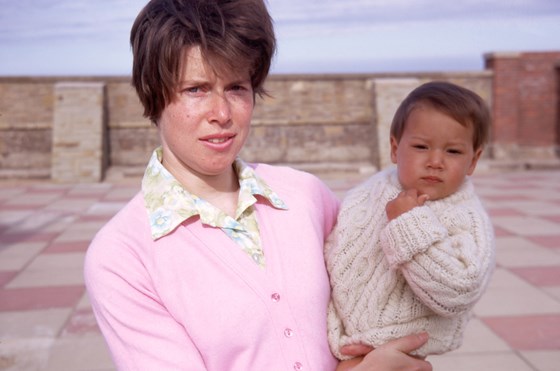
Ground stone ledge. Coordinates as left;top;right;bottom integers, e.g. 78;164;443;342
103;162;378;184
3;158;559;183
102;158;560;184
0;168;50;180
476;158;560;173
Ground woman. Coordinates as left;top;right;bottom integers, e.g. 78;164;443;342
84;0;432;369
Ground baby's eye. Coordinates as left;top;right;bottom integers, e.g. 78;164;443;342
413;144;428;150
447;148;463;154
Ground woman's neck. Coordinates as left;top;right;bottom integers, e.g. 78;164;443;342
164;160;240;217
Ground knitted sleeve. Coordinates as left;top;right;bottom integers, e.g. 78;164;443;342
379;185;495;317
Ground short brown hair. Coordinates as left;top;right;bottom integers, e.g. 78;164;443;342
130;0;276;124
390;81;491;150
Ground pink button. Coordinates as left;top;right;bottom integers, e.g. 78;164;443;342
271;293;281;302
293;361;303;370
284;328;294;338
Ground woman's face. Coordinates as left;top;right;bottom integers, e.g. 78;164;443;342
157;45;254;185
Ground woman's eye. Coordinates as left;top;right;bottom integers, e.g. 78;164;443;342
182;84;208;94
231;84;251;93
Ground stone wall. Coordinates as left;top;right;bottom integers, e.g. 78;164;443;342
0;59;556;182
0;79;54;178
485;51;560;163
51;83;107;182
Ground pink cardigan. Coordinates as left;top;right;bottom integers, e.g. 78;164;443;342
85;163;340;370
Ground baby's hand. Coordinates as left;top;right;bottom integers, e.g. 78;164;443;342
386;189;429;221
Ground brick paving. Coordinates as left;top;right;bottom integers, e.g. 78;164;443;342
1;169;560;370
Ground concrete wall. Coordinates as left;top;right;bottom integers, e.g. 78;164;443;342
0;56;557;182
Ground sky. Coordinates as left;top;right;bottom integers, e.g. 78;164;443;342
0;0;559;76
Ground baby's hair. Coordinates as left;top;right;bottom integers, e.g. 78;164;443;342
390;81;491;150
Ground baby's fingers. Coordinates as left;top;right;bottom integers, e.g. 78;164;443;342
418;193;429;205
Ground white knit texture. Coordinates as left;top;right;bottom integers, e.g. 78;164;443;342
325;167;495;359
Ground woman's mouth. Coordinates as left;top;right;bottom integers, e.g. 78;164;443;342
207;137;229;144
201;134;236;151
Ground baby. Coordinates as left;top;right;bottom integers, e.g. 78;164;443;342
326;81;496;359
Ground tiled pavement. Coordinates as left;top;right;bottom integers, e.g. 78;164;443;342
1;169;560;370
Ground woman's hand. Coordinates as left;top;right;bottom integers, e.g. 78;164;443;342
336;333;432;371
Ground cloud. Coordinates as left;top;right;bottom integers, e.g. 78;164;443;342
2;0;558;41
269;0;560;30
0;0;145;42
0;0;558;75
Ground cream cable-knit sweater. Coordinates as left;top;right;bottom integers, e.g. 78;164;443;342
326;167;495;359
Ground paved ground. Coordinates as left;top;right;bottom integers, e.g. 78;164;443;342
1;168;559;371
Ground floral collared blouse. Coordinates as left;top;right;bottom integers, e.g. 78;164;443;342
141;147;288;268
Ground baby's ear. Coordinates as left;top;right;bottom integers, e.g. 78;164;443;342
467;147;483;175
390;136;399;164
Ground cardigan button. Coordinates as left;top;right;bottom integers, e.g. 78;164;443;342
293;361;303;370
271;292;281;302
284;328;294;338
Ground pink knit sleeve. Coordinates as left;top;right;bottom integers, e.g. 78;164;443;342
84;225;206;369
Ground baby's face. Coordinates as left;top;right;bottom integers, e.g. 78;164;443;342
390;105;482;201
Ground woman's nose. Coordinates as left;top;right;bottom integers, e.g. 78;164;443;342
208;92;231;125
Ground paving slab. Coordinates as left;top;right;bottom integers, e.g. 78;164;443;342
1;169;559;370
